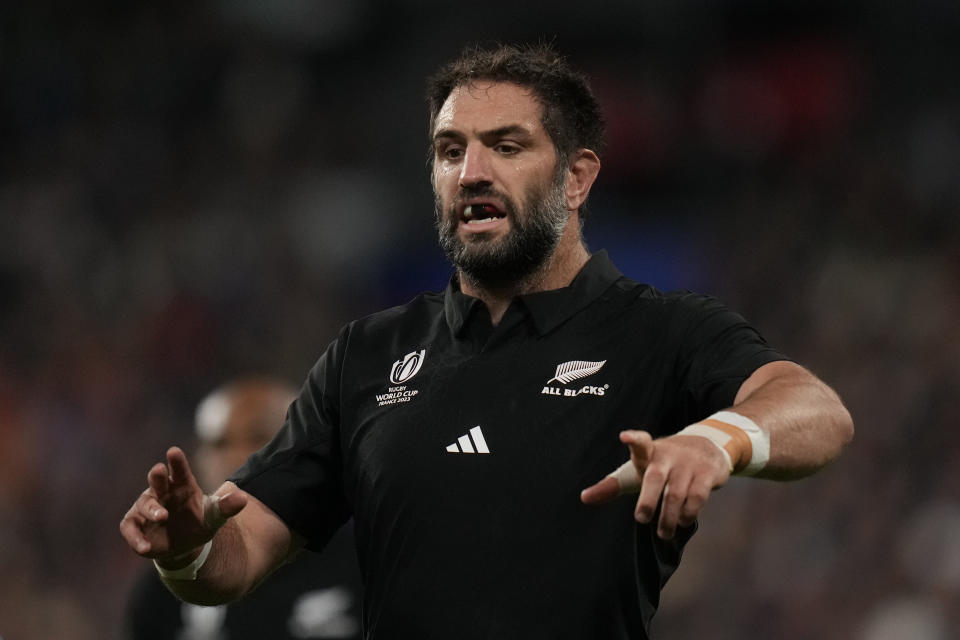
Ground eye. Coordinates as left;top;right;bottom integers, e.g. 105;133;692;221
436;144;463;161
494;143;521;155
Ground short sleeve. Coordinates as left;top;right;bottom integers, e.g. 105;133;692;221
669;293;789;426
229;327;352;552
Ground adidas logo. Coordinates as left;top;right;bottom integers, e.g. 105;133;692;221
445;426;490;454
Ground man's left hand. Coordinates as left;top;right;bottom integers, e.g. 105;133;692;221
580;430;731;539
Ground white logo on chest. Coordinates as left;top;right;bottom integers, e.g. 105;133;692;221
390;349;425;384
542;359;610;398
547;359;606;384
376;349;426;407
445;426;491;454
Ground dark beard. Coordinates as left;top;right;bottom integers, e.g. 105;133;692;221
434;170;568;290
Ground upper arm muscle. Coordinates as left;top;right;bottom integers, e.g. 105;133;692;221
734;360;808;405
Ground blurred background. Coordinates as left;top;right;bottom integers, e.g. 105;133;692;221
2;1;959;638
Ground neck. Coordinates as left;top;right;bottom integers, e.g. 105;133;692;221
459;217;590;325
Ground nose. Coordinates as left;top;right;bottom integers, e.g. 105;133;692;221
458;143;493;189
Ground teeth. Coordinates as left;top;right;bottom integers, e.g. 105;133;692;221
463;204;499;222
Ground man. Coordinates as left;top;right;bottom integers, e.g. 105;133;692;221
120;44;853;639
124;378;361;640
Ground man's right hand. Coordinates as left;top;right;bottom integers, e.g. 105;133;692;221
119;446;248;566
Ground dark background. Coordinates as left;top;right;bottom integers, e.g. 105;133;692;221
2;1;959;637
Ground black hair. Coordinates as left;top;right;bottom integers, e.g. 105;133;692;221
426;42;605;163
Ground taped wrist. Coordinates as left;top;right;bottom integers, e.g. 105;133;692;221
154;539;213;580
678;410;770;475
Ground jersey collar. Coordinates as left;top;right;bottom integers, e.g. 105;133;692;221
443;251;623;338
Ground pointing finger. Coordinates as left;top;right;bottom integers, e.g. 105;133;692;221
580;476;620;505
582;459;643;505
583;431;654;506
620;430;654;469
166;446;197;488
147;463;169;497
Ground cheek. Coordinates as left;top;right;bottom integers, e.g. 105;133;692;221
432;164;448;186
432;173;458;209
433;160;464;187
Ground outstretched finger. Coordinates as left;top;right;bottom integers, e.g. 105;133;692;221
581;461;637;505
147;462;170;498
620;430;654;470
582;430;655;505
166;446;198;489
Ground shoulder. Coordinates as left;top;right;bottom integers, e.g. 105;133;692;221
300;290;445;390
616;277;732;315
315;291;446;379
610;274;711;306
343;291;445;339
603;275;723;320
598;279;757;352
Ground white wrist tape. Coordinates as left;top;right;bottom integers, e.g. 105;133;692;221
678;410;770;476
154;540;212;580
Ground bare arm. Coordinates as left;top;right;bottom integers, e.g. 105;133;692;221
581;360;854;538
162;483;302;605
119;447;300;605
731;360;853;479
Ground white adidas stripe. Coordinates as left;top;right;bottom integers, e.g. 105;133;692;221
446;426;490;454
469;426;489;453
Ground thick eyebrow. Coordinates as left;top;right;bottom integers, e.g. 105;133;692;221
432;129;465;146
480;125;534;142
432;124;534;146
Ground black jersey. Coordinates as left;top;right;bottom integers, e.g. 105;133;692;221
231;251;786;639
124;523;362;640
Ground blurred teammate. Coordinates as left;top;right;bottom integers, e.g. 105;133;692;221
121;43;853;639
124;378;361;640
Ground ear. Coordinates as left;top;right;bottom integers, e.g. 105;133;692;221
564;149;601;211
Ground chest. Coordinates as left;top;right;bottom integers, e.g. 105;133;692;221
338;326;676;521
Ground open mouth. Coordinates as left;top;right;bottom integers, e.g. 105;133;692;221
461;203;507;225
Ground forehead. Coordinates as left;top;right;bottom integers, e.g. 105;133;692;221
433;81;545;136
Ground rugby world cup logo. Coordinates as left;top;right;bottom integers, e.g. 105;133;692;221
390;349;426;384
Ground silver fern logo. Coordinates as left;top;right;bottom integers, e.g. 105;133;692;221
547;360;607;384
542;359;610;398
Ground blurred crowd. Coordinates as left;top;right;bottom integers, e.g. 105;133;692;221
1;2;959;638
